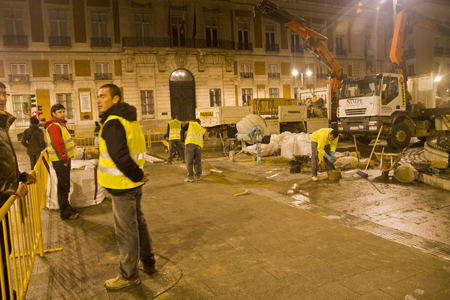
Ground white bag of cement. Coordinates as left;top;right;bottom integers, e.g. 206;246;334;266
281;132;312;159
334;156;359;167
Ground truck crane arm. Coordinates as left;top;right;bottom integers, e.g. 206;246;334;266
390;7;450;75
254;0;341;111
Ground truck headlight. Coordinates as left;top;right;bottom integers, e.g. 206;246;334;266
359;125;364;130
338;126;344;131
369;126;378;131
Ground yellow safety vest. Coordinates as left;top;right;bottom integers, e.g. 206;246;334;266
98;115;147;189
46;122;76;161
168;119;182;140
185;122;205;148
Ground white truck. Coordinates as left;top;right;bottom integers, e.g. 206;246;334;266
196;106;253;138
336;72;450;149
248;98;328;138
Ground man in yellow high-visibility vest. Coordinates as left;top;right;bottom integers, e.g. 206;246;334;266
86;84;156;291
165;116;185;164
183;119;205;182
44;104;78;220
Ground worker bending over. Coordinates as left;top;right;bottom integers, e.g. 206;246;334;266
310;128;339;181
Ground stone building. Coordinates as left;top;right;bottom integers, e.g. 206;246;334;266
1;0;395;137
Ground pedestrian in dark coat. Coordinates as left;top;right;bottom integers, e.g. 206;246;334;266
21;117;46;169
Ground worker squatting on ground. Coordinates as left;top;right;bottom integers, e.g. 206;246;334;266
0;81;37;300
86;83;156;290
44;104;79;220
166;116;185;164
183;119;206;182
310;128;339;181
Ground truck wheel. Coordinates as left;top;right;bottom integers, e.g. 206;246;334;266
387;122;411;149
355;136;372;146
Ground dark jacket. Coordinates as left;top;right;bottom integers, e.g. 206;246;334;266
21;124;46;155
100;103;144;194
0;111;28;204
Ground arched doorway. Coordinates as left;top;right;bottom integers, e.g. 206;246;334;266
169;69;196;121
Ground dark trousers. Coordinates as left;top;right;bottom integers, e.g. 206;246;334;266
52;160;74;219
167;139;185;163
311;142;335;177
29;154;39;170
185;144;202;180
1;195;17;300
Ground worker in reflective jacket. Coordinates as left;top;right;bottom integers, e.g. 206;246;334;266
310;128;339;181
86;83;156;291
44;104;78;220
183;119;206;182
166;116;185;164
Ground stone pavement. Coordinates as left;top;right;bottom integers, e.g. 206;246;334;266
22;142;450;299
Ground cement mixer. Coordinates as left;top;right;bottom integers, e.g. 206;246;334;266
235;114;267;165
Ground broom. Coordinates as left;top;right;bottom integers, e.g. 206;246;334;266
357;125;383;179
201;158;223;174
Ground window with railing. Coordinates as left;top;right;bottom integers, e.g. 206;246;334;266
206;19;218;48
54;64;72;81
56;93;73;122
210;89;221;107
336;35;347;55
268;64;279;79
240;64;252;79
269;88;279;98
95;63;112;80
317;66;327;79
140;90;155;119
171;16;185;47
12;95;30;127
265;24;278;51
49;10;70;46
238;22;251;50
9;64;29;82
4;8;26;46
291;33;303;53
407;64;415;76
91;13;110;47
242;88;252;106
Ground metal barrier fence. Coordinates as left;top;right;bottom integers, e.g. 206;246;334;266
70;132;97;148
0;150;49;300
71;129;166;148
146;128;166;147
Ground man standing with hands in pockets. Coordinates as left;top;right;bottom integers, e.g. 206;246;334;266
86;84;156;290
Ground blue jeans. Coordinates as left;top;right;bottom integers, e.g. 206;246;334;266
185;144;202;180
111;186;155;280
311;142;335;176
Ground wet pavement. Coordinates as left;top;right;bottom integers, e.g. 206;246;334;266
10;139;450;299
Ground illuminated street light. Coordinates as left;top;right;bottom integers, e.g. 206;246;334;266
292;69;299;77
435;76;442;82
305;70;312;77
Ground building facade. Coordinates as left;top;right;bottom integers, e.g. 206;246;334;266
1;0;394;137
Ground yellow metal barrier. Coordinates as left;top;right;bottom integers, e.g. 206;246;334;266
0;150;49;300
71;132;97;148
147;128;166;147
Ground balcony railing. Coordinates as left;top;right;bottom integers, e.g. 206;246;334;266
265;43;279;52
434;47;444;56
237;42;253;51
122;37;236;50
9;74;30;83
240;72;253;79
336;48;347;55
94;73;112;80
53;74;73;82
91;37;111;47
268;73;280;79
291;45;303;53
3;35;27;47
403;49;416;59
49;36;71;47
